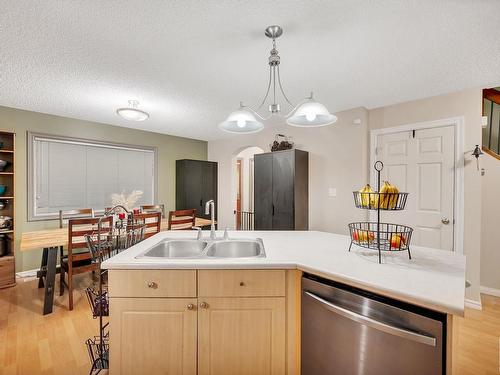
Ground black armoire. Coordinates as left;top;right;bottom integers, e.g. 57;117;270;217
176;159;217;220
254;149;308;230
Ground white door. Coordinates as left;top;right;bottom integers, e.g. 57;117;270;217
374;126;455;250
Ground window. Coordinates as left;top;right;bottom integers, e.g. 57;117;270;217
28;132;156;221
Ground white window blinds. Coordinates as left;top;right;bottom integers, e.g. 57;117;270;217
29;133;156;220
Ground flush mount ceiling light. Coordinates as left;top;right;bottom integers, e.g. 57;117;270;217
219;25;337;134
116;100;149;122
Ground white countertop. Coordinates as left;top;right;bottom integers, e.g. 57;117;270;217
101;230;466;316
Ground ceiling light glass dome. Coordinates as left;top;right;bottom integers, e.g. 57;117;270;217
287;96;337;127
116;100;149;122
218;108;264;134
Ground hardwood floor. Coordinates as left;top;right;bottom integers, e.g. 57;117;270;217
0;275;102;375
455;294;500;374
0;276;499;374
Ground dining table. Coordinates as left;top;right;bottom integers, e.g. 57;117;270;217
20;216;214;315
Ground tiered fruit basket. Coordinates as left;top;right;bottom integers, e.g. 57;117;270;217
348;161;413;263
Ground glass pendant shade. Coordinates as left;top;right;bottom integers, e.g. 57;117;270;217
219;26;337;134
218;109;264;134
286;100;337;127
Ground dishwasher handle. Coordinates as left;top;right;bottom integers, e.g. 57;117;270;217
304;291;437;347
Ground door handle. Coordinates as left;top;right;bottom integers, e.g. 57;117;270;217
200;199;203;207
272;204;275;216
441;218;450;225
303;291;437;347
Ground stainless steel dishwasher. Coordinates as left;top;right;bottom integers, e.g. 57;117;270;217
301;274;446;375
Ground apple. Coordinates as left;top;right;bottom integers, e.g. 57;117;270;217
353;230;375;243
390;234;406;249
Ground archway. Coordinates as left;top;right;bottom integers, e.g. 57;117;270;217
233;146;264;229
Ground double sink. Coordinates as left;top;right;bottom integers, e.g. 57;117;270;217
136;238;266;259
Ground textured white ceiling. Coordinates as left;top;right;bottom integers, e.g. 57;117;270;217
1;1;500;140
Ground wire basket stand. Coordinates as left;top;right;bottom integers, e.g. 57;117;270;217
348;161;413;263
84;205;146;374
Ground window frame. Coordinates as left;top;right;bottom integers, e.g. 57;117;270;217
27;131;158;222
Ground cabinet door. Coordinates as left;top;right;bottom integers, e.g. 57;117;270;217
272;151;294;230
198;297;286;375
110;298;198;375
201;161;218;220
254;153;273;230
176;160;203;214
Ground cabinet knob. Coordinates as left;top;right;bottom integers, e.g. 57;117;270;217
186;303;195;310
239;281;245;286
147;281;158;289
199;302;209;309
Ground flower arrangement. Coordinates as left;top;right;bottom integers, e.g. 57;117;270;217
111;190;143;211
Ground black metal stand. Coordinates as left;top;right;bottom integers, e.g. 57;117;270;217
375;161;383;264
84;205;146;375
348;161;413;264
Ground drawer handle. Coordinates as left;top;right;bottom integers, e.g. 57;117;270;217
200;302;209;309
239;281;245;286
147;281;158;289
187;303;195;310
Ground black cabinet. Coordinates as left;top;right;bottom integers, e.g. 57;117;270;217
254;149;308;230
176;159;217;220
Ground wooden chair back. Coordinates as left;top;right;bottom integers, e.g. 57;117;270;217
61;216;112;310
141;204;165;218
130;212;162;238
59;208;95;228
68;217;113;262
168;209;197;230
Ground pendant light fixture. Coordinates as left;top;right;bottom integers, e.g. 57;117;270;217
219;25;336;134
116;100;149;122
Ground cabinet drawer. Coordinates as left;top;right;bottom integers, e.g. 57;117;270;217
198;270;285;297
109;270;197;298
0;256;15;286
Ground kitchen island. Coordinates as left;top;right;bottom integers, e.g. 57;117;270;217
102;230;466;374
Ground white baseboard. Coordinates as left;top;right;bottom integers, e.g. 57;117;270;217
465;298;482;310
16;268;38;278
480;285;500;298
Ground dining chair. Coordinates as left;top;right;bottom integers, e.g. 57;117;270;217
130;212;162;239
167;209;197;230
58;208;96;295
60;216;113;310
141;204;165;218
59;208;95;228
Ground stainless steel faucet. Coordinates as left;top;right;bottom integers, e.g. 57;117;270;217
192;226;202;240
205;199;216;239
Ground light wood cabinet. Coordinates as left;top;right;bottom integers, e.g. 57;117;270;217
198;297;286;375
108;269;196;298
198;269;286;297
109;269;296;375
109;297;198;375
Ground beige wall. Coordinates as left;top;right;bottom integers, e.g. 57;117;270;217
208;107;370;234
209;88;483;304
368;89;483;303
1;106;207;271
480;153;500;291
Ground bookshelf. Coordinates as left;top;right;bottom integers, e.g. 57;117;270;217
0;131;16;288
